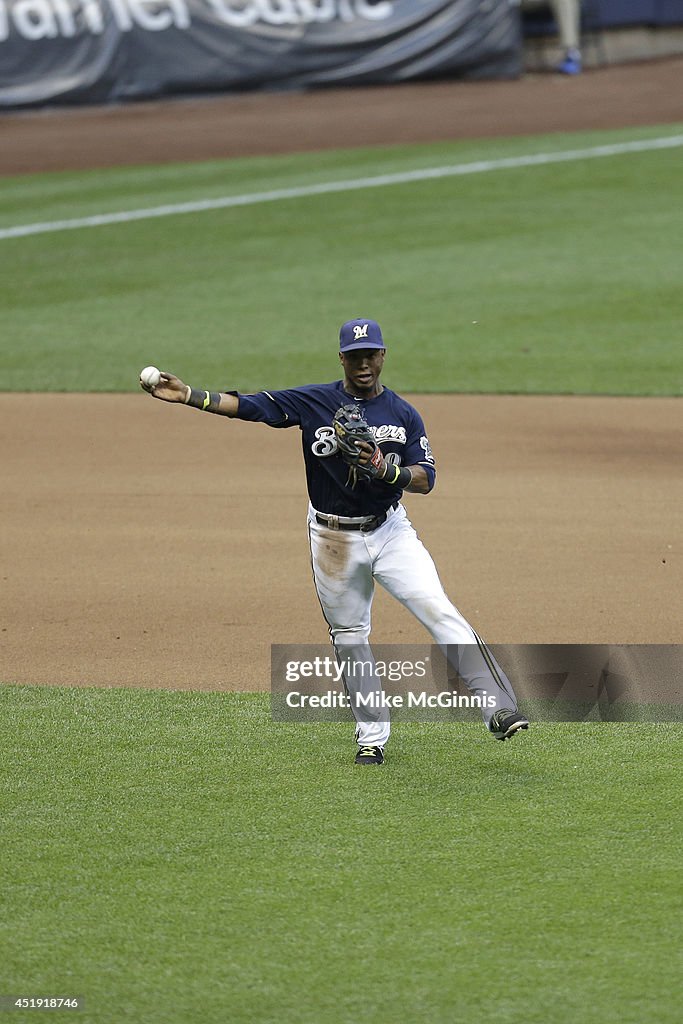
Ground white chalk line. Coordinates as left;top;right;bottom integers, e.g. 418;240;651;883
1;134;682;241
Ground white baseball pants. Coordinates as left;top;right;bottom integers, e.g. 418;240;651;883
307;503;519;747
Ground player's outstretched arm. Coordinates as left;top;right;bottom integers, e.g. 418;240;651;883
141;371;239;417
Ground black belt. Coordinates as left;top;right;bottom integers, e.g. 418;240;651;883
315;502;398;533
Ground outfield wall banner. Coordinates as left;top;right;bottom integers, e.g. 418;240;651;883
0;0;521;108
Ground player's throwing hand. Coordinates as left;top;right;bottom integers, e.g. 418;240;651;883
140;371;189;403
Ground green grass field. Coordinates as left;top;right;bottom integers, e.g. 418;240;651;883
1;124;682;394
1;686;681;1024
2;123;682;1022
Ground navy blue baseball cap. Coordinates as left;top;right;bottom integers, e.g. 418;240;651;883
339;318;385;352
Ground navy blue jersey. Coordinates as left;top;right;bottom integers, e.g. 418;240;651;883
235;381;436;516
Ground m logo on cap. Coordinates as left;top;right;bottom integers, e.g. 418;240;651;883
339;317;384;352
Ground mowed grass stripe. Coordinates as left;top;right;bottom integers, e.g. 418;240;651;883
1;134;682;241
2;126;681;395
1;123;679;229
1;685;681;1024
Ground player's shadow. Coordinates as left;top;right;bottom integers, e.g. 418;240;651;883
440;645;634;723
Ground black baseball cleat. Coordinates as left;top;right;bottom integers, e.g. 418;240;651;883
490;709;530;741
355;744;385;765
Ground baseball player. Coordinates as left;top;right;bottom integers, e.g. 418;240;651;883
141;318;529;764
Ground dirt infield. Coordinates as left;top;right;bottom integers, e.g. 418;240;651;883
2;394;680;690
2;64;680;690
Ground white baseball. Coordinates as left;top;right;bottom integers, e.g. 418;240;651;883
140;365;161;389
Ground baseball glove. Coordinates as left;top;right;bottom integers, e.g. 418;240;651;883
332;404;384;486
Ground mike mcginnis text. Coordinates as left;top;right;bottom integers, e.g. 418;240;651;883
284;691;496;710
